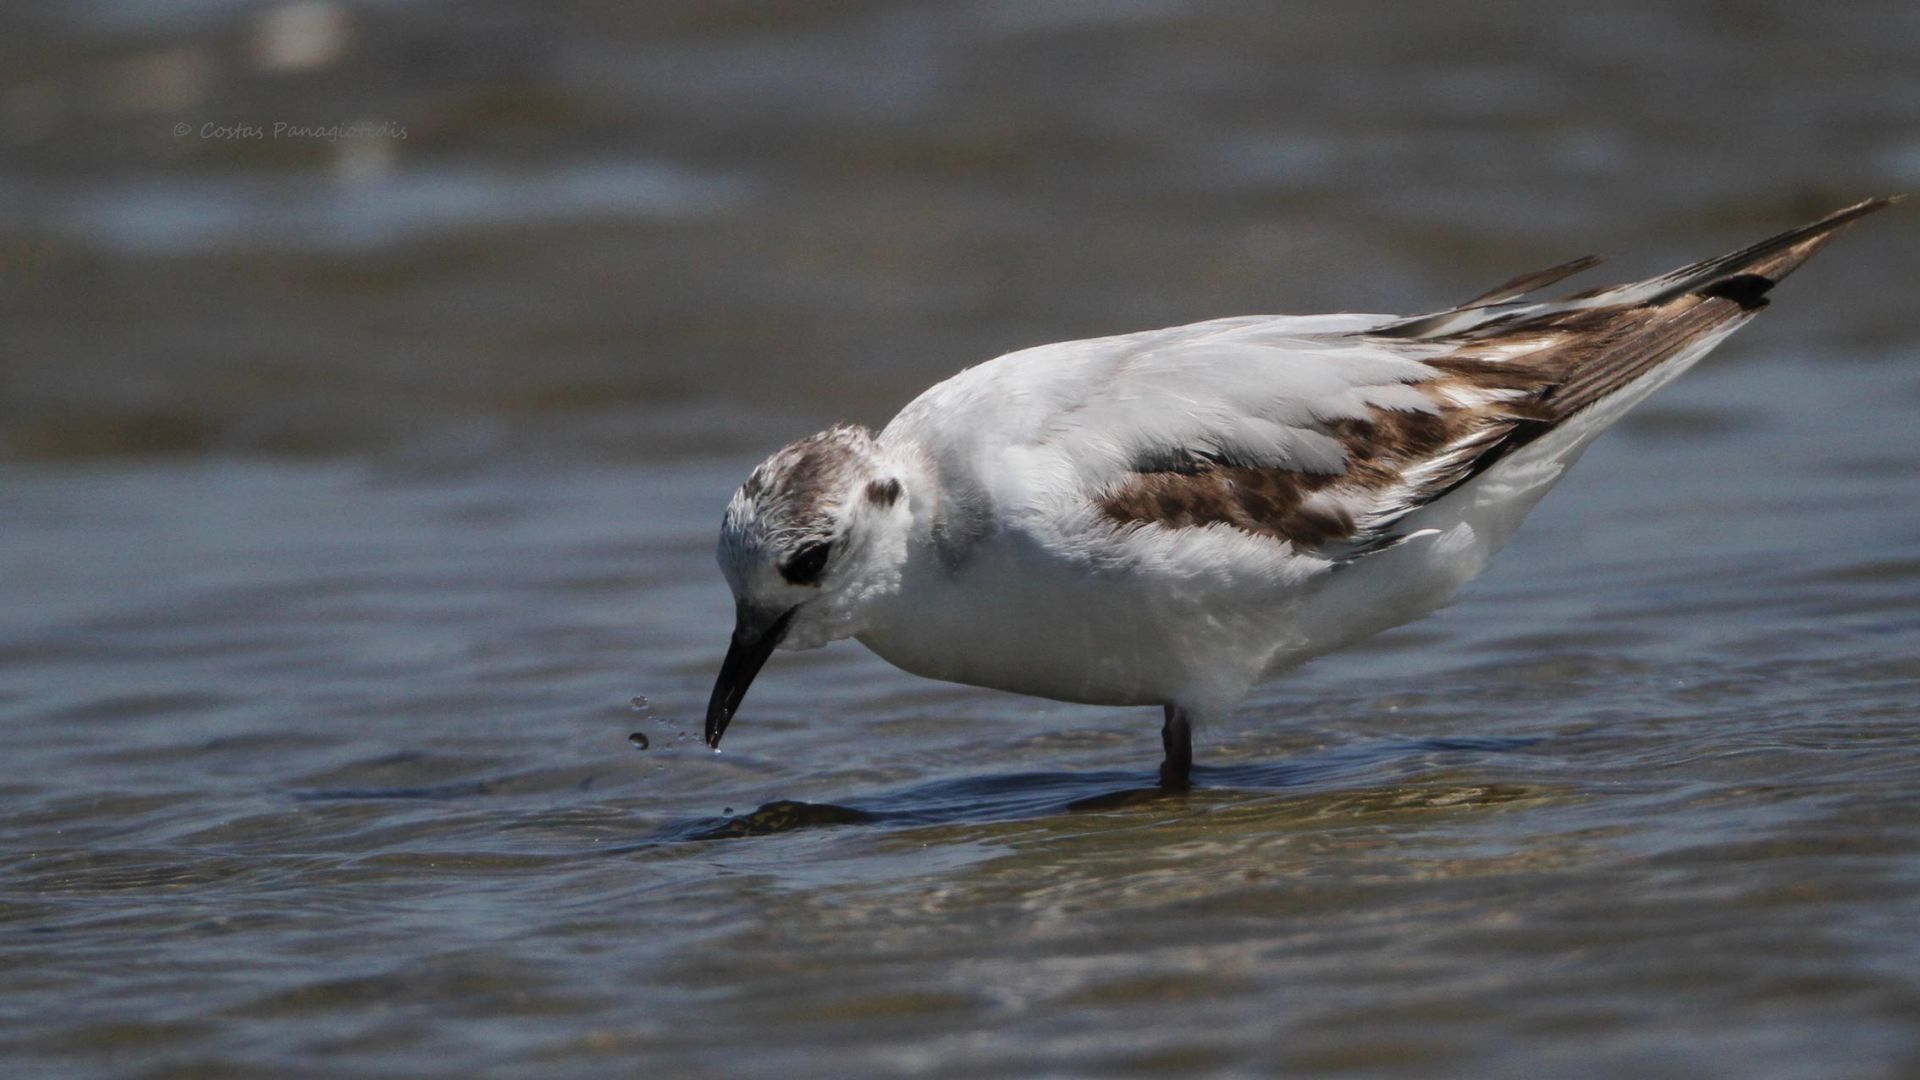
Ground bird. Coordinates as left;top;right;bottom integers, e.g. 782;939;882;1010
705;197;1900;790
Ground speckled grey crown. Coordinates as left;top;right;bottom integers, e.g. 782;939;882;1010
720;423;876;565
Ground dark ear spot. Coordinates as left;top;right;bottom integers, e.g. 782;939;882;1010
780;541;833;586
864;477;902;507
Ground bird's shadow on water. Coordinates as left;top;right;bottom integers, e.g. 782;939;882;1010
652;735;1539;843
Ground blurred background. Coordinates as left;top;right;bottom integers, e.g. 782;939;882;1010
3;0;1914;462
4;2;1919;1077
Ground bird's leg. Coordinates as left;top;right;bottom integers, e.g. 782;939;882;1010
1159;705;1192;790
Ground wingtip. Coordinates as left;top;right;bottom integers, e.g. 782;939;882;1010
1698;194;1905;290
1815;194;1906;227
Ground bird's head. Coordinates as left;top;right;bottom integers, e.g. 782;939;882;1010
707;423;912;748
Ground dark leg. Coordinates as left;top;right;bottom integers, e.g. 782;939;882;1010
1159;705;1192;790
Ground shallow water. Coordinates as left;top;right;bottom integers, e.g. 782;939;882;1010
5;1;1920;1077
9;353;1920;1076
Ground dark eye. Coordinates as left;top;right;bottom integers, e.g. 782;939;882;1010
780;541;833;586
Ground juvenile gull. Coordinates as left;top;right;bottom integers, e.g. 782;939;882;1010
706;198;1900;788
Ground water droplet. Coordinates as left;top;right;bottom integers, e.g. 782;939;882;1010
722;807;734;815
628;732;649;750
629;696;649;711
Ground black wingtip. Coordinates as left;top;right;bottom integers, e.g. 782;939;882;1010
1695;273;1775;311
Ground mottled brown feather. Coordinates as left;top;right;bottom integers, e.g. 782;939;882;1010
1094;198;1900;554
1097;361;1544;548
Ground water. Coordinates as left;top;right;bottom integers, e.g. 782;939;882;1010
4;2;1920;1076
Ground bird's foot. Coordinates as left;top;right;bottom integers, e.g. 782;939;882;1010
1157;761;1192;791
1159;704;1193;790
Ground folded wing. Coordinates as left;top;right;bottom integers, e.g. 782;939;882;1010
1067;198;1899;561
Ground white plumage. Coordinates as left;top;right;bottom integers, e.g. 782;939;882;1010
703;198;1898;787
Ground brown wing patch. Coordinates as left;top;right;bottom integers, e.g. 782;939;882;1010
1095;358;1555;551
1097;466;1350;546
1525;294;1729;419
1098;197;1904;549
1095;198;1903;554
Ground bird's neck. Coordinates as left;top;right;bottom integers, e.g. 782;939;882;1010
876;437;987;569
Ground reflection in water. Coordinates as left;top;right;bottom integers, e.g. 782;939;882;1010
657;736;1547;840
677;799;881;840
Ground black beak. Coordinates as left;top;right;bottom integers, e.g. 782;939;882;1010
704;606;797;749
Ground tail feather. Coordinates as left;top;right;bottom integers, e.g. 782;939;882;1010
1456;253;1606;308
1350;197;1903;532
1518;196;1902;421
1375;196;1903;340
